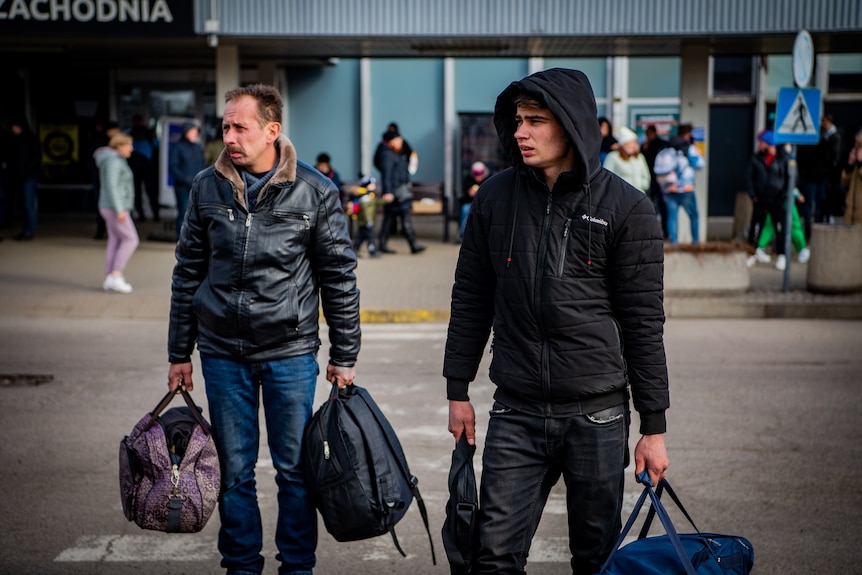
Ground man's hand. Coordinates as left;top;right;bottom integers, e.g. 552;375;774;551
327;364;355;389
634;433;669;487
168;362;194;392
448;400;476;445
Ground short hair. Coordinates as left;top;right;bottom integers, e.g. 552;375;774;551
677;123;693;138
645;125;658;135
513;91;547;110
109;133;133;149
316;152;331;164
224;84;283;128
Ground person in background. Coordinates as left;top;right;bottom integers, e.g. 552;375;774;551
350;175;382;258
376;129;425;255
129;114;159;222
94;133;139;293
168;120;205;239
9;116;41;241
89;121;121;239
797;114;842;236
597;116;618;164
445;68;669;574
603;126;651;194
654;123;704;244
313;152;345;210
385;121;418;175
458;160;490;241
204;119;225;167
641;124;669;239
167;84;360;575
749;187;809;268
842;129;862;225
745;129;790;270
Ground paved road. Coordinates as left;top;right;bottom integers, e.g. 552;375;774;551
1;316;861;574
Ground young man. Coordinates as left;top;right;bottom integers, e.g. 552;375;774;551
444;68;670;575
167;84;360;575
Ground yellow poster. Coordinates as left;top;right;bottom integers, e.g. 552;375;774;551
40;124;79;166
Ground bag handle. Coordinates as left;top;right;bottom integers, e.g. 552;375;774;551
143;385;211;435
598;472;697;575
638;477;702;540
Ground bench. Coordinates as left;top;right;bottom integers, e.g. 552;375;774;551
341;180;450;242
410;181;449;242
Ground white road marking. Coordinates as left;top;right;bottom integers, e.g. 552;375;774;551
54;534;217;562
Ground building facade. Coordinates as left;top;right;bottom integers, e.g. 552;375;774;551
1;0;860;238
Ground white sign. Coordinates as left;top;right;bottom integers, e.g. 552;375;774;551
792;30;814;88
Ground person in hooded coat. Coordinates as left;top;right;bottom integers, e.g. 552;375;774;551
443;68;670;575
169;120;206;238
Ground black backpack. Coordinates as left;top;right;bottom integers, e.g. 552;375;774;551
303;383;436;563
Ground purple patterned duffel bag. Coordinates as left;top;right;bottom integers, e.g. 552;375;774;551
119;387;220;533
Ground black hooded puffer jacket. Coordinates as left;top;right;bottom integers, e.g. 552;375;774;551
443;68;669;434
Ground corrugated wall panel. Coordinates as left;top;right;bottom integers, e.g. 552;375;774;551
197;0;862;37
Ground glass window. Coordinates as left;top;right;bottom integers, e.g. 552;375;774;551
545;58;607;97
713;57;753;95
628;58;680;98
828;54;862;94
765;55;793;100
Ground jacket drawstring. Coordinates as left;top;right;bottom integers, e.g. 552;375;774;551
506;174;521;269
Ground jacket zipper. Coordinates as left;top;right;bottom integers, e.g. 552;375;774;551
557;217;572;277
535;190;553;401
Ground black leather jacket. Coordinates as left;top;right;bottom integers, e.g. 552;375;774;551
168;135;360;366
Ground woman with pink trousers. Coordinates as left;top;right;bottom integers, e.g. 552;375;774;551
94;133;140;293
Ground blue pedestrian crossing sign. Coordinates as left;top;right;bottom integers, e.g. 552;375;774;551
774;87;821;145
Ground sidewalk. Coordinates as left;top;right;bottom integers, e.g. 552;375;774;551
0;212;860;321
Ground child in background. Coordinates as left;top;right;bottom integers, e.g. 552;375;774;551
351;175;383;258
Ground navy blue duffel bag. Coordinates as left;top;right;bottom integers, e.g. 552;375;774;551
597;472;753;575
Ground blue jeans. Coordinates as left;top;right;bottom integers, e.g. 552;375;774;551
664;191;699;244
459;202;472;239
201;353;319;575
477;401;629;575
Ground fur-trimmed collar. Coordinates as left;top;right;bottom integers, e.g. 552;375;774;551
214;133;297;209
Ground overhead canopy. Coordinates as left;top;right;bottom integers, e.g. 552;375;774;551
0;0;860;67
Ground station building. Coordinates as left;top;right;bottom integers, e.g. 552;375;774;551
1;0;860;239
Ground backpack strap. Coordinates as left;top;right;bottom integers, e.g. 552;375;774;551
352;385;437;566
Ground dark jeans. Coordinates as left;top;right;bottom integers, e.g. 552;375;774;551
201;353;319;575
798;178;826;240
378;199;417;249
478;401;629;575
20;178;38;236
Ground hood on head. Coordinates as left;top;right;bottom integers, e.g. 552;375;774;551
494;68;602;186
